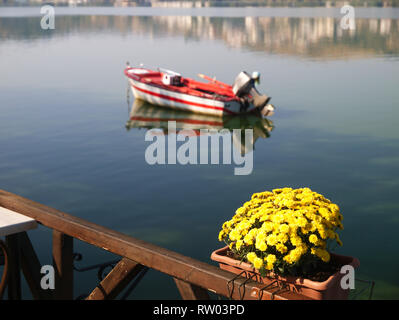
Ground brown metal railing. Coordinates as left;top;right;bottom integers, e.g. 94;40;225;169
0;189;311;300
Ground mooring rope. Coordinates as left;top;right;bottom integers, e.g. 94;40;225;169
0;239;9;299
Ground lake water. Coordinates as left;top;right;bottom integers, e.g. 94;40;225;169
1;6;399;299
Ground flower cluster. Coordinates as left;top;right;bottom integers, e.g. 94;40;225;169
218;188;344;277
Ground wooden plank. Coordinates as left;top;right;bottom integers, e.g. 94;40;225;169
86;258;144;300
0;190;312;300
174;278;210;300
53;231;74;300
5;233;21;300
19;232;53;300
0;206;37;237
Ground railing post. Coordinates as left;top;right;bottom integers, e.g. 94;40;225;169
5;233;21;300
174;278;210;300
19;232;53;300
86;258;145;300
52;231;74;300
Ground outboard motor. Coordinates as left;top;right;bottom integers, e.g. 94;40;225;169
232;71;271;113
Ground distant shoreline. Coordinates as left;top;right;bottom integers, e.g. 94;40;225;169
2;5;399;19
1;1;398;8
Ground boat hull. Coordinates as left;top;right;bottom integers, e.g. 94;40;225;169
129;78;246;117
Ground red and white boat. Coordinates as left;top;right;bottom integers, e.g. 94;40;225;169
124;65;275;117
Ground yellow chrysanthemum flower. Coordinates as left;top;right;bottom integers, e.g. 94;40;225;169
266;254;277;264
276;243;288;253
253;257;263;269
279;224;290;233
309;234;319;245
236;240;244;251
247;252;257;263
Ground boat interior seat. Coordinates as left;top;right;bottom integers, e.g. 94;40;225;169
139;72;161;78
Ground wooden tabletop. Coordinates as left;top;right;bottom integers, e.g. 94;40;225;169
0;206;37;237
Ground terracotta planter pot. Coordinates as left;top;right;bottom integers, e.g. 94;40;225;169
211;246;360;300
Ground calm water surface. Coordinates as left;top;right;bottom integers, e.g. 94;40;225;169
1;7;399;299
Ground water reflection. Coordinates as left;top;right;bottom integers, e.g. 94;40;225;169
1;15;399;58
126;99;274;155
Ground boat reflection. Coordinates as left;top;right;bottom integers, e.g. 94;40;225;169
126;99;274;155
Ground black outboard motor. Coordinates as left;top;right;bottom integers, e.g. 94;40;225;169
232;71;272;113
